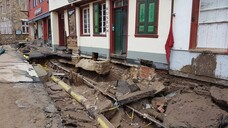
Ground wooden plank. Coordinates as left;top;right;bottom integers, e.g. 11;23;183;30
117;85;165;105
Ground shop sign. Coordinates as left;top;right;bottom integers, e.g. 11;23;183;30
35;8;42;16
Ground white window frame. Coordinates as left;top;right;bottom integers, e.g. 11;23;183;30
100;3;106;34
83;7;90;35
21;20;29;34
39;0;44;3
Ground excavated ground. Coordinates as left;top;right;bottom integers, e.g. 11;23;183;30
30;57;228;128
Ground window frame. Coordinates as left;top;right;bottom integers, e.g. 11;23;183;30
67;8;77;37
93;1;106;36
80;5;90;36
135;0;159;38
33;0;37;7
21;20;29;34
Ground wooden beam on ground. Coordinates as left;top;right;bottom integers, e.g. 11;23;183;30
117;86;165;105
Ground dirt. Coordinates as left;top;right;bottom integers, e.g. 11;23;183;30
0;83;62;128
17;43;227;128
164;93;227;128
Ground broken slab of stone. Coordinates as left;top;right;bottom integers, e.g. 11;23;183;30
33;64;48;77
76;59;111;75
117;84;165;105
210;86;228;108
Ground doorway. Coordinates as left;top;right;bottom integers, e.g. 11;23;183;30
58;13;66;46
111;0;128;55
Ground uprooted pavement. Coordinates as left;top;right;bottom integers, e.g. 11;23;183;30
17;43;228;128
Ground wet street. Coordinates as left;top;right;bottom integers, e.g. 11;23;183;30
0;45;61;128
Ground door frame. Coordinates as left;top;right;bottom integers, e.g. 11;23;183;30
110;0;129;56
189;0;200;49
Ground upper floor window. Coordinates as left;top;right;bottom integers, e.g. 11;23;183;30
82;7;90;35
135;0;159;38
39;0;44;3
93;2;106;35
33;0;37;7
22;21;29;34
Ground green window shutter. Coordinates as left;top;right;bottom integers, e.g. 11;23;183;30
93;3;100;34
138;0;146;34
147;0;157;34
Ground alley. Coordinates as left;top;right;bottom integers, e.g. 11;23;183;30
0;45;61;128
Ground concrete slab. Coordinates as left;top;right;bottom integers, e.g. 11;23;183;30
0;45;39;83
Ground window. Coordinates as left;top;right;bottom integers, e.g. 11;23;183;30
33;0;37;7
93;3;106;35
135;0;159;37
22;21;29;34
39;0;44;3
68;8;76;37
195;0;228;49
82;7;90;35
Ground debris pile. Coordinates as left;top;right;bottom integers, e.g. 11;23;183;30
17;43;228;128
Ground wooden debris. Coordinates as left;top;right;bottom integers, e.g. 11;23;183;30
126;105;167;128
117;85;165;105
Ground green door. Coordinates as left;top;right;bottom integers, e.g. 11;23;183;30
114;8;127;54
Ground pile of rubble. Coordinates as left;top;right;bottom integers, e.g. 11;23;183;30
18;44;227;128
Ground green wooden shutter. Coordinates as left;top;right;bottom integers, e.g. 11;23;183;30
147;0;157;34
138;0;146;34
93;3;100;34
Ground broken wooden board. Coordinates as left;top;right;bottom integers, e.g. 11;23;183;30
117;85;165;105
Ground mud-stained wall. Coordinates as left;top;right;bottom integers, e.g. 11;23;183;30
181;53;217;77
170;50;228;86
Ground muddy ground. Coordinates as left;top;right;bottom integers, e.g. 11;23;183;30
36;58;228;128
17;43;228;128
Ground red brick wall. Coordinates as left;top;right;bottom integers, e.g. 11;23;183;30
28;0;49;20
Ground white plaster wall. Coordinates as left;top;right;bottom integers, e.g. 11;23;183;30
215;55;228;80
49;0;69;11
127;0;172;54
172;0;192;50
78;0;110;50
50;12;59;46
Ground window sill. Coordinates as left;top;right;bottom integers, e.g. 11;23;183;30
189;48;228;55
93;34;106;37
134;34;159;38
80;34;90;37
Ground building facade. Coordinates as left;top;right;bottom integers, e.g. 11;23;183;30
170;0;228;86
49;0;172;68
28;0;51;45
48;0;228;86
0;0;29;43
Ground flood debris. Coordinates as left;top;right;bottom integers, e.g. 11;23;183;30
210;86;228;108
126;105;167;128
0;46;5;55
20;45;228;128
76;58;111;75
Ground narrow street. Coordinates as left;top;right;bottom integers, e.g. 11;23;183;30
0;45;62;128
0;0;228;127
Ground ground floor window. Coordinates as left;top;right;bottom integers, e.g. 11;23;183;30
196;0;228;49
93;2;106;35
135;0;159;37
82;7;90;35
22;21;29;34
